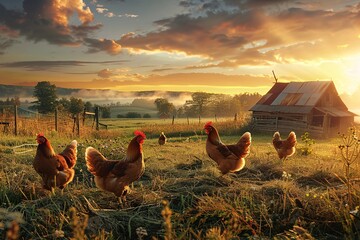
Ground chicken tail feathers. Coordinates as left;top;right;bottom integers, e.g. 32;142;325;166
287;131;297;147
85;147;112;176
238;132;251;145
60;140;77;169
237;132;251;158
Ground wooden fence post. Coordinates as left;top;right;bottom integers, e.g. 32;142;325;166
234;113;238;122
14;104;18;136
82;109;86;126
198;115;201;124
95;106;99;130
172;115;175;125
187;116;189;125
215;114;217;122
76;113;80;136
55;108;58;131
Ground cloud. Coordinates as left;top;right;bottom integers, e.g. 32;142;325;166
116;0;360;67
105;12;115;17
0;0;121;54
0;0;97;46
84;38;122;55
0;60;128;71
96;7;108;13
97;68;114;78
119;13;139;18
0;37;18;54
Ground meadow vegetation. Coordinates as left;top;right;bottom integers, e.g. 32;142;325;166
0;116;359;239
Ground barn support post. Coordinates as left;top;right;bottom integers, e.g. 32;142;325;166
14;104;18;136
95;106;100;130
55;108;58;132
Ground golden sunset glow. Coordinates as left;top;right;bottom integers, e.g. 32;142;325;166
0;0;360;110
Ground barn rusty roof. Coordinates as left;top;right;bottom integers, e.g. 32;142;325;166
251;81;331;110
270;81;331;106
250;81;356;117
315;107;357;117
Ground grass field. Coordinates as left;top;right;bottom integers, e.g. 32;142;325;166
0;119;359;239
108;106;158;118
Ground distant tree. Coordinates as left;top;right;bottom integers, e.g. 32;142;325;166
184;92;213;117
154;98;176;117
126;112;142;118
176;106;185;118
117;114;125;118
143;113;151;118
101;106;111;118
69;97;84;115
84;101;93;112
57;98;70;112
0;97;21;116
209;94;234;117
132;99;156;109
33;81;58;113
233;92;262;111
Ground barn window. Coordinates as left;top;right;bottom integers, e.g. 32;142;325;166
311;116;324;126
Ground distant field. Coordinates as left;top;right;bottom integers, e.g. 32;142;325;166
109;105;158;118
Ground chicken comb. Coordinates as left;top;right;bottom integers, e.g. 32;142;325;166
204;121;213;129
37;133;45;137
134;130;146;139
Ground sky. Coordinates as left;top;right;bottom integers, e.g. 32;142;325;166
1;0;360;101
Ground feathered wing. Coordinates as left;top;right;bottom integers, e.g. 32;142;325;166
59;140;78;169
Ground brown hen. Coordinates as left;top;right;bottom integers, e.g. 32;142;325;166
33;134;77;191
272;131;297;161
158;132;167;145
204;122;251;174
85;130;146;201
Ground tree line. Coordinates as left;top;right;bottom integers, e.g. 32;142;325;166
31;81;111;118
1;81;262;119
154;92;261;118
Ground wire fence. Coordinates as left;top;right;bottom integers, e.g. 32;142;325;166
0;105;106;137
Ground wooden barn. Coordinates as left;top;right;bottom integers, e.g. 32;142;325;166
250;81;356;137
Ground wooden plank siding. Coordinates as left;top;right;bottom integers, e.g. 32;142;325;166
251;112;325;137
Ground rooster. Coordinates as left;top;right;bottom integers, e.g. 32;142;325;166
33;134;77;191
158;132;167;145
85;130;146;202
204;122;251;174
272;131;297;161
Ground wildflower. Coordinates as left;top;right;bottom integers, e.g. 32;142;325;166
54;230;65;238
136;227;148;240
